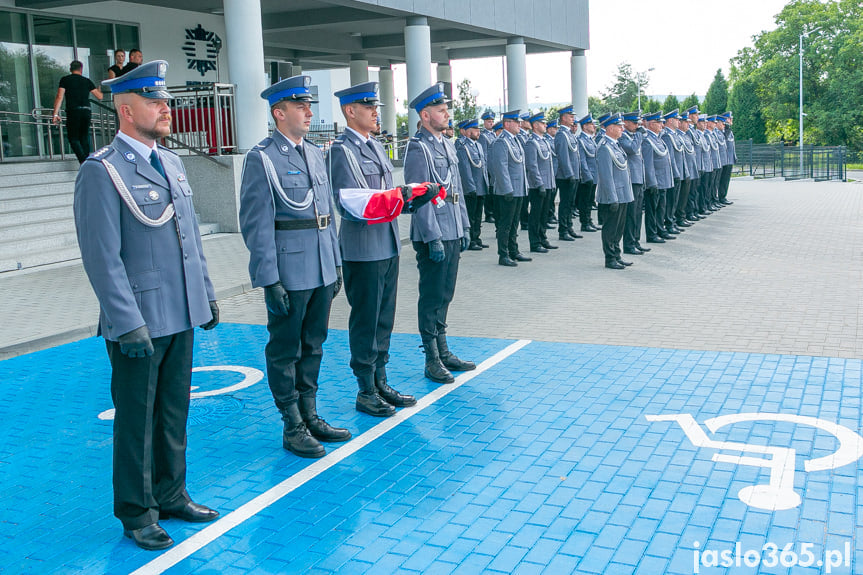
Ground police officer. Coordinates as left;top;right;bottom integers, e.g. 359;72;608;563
404;83;474;383
490;109;531;267
455;118;489;251
239;76;349;459
517;112;532;230
523;112;558;253
75;61;220;551
328;81;429;419
718;112;736;205
676;114;699;228
595;114;634;269
695;113;716;216
660;109;684;236
576;114;599;232
641;111;675;243
479;109;497;223
705;115;723;210
553;105;582;242
544;119;559;228
620;111;649;255
684;107;706;221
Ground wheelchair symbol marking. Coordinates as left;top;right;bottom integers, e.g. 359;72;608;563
645;412;863;511
97;365;263;421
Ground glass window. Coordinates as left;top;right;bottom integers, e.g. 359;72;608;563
115;24;139;52
75;19;112;80
32;16;74;109
0;10;37;157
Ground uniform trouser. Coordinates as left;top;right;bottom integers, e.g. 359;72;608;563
556;178;576;235
66;107;92;163
699;173;712;211
414;238;460;341
107;329;194;530
520;190;530;227
645;187;667;238
484;184;495;219
676;179;692;222
264;283;335;411
343;257;398;378
719;164;732;200
528;188;550;248
545;186;558;224
665;179;680;229
686;178;700;218
495;194;523;258
464;193;485;244
598;203;627;263
623;183;644;250
576;181;596;227
710;169;721;203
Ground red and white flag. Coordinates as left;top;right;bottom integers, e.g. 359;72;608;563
339;183;446;225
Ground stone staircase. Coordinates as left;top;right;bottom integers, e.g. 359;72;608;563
0;160;219;273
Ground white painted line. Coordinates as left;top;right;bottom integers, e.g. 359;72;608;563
132;339;532;575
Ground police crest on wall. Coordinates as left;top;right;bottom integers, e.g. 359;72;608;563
183;24;222;77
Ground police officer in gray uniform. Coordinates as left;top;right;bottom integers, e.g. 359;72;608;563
544;119;559;227
695;113;716;215
676;114;699;227
455;118;489;250
490;109;531;266
517;112;532;230
554;106;582;241
523;111;557;253
620;111;649;255
660;109;684;235
576;114;599;232
404;83;474;384
479;110;497;223
595;114;635;269
717;112;736;205
705;116;723;210
75;61;219;551
328;81;426;419
239;76;349;459
641;111;675;243
684;107;706;221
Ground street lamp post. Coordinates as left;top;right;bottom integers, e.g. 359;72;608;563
799;26;820;177
637;67;655;112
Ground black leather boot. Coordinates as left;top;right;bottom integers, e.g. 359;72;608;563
375;365;417;407
423;338;454;383
437;333;476;372
279;403;325;458
298;395;351;442
356;372;396;417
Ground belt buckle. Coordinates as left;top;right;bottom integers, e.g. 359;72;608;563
453;192;459;205
317;214;328;230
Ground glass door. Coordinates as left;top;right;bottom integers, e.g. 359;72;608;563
0;11;36;158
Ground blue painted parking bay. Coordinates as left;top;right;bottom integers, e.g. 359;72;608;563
1;323;861;574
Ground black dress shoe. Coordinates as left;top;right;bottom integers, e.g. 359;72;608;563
124;523;174;550
590;224;601;231
605;261;626;270
512;253;532;262
480;242;490;248
530;246;549;253
467;243;483;251
623;248;644;255
617;259;633;266
545;223;556;229
666;228;681;235
499;256;518;266
375;382;416;408
541;241;559;249
677;220;692;227
635;244;651;252
568;230;584;238
581;226;597;232
646;237;665;243
356;391;396;417
160;501;219;523
722;199;733;205
558;234;575;241
659;233;676;240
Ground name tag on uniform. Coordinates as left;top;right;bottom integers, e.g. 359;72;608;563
286;170;301;175
362;160;374;163
132;184;150;189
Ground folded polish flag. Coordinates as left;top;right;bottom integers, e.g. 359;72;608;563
339;183;446;225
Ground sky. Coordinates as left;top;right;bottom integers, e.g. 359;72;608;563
390;0;791;109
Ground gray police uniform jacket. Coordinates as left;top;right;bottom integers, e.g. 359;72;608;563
661;128;683;181
455;136;489;196
404;127;469;243
705;130;722;171
714;129;729;166
641;130;674;190
524;132;555;190
544;133;558;176
688;129;706;173
73;137;215;341
618;129;645;186
725;128;739;164
489;130;528;198
479;129;496;186
679;130;699;181
697;129;714;173
517;129;530;147
327;130;399;262
595;136;634;205
578;132;597;183
239;129;340;291
554;128;581;181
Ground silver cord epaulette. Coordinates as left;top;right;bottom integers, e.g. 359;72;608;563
101;159;175;227
645;133;669;157
259;149;315;210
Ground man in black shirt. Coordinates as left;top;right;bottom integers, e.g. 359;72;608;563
120;49;142;75
52;60;103;163
107;49;125;79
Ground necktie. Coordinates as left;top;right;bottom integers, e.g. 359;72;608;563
295;144;308;171
149;150;166;180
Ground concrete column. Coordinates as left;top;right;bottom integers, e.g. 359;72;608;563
571;49;588;117
379;65;397;137
404;16;432;132
223;0;268;151
291;64;302;76
506;37;527;113
349;58;369;84
436;63;451;83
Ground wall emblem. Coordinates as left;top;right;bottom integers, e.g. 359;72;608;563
183;23;222;77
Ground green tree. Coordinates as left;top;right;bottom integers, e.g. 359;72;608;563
703;69;728;114
728;76;766;143
588;95;612;116
601;62;651;112
451;78;478;129
662;94;681;113
642;97;662;114
681;93;701;111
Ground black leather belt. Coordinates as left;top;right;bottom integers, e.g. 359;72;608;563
275;214;331;230
443;192;460;204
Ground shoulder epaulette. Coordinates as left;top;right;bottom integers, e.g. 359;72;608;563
303;137;321;149
253;137;273;150
86;146;114;161
157;144;178;156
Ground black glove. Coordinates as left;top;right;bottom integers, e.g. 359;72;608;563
460;233;470;252
637;126;647;134
264;282;290;316
333;266;343;296
428;238;445;263
118;325;154;358
402;183;442;212
609;203;619;213
201;300;219;330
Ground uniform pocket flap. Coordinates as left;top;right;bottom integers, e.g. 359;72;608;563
128;269;160;292
276;240;303;254
280;174;310;189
